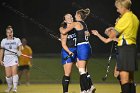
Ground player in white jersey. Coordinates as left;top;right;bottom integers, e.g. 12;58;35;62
0;25;22;93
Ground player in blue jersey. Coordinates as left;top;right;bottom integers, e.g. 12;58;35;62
60;8;95;93
60;13;77;93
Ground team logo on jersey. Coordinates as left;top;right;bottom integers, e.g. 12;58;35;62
67;33;76;39
15;61;18;63
9;45;12;49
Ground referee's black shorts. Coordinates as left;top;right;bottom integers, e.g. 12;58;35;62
117;44;138;72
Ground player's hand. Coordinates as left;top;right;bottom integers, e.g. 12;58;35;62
28;62;32;67
17;51;22;56
114;70;120;78
105;27;114;36
91;30;99;36
68;51;74;57
85;31;90;37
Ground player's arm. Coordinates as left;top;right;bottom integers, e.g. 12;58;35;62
105;27;119;39
59;22;75;35
61;34;73;55
85;31;90;37
0;47;4;65
0;40;4;65
114;63;119;78
92;30;113;43
28;47;33;67
17;38;23;56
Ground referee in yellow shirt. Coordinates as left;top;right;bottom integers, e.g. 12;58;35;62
18;38;32;85
105;0;139;93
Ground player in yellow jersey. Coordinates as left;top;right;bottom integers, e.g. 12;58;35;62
105;0;139;93
18;38;32;85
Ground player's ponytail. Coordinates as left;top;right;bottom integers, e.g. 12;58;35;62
84;8;90;16
76;8;90;20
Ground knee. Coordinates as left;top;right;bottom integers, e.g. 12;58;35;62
120;72;129;84
64;70;71;76
79;68;86;75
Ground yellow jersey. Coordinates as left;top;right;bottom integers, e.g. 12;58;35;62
115;11;139;46
19;45;32;66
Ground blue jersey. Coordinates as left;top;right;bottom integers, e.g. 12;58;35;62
76;21;89;44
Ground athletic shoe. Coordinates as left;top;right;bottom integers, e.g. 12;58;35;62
88;85;96;93
80;90;87;93
5;87;12;93
12;88;17;93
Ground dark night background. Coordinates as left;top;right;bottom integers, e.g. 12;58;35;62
0;0;140;55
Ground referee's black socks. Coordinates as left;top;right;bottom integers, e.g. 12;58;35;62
130;82;136;93
62;75;70;93
121;83;131;93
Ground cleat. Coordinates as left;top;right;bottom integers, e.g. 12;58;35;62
12;88;17;93
80;90;87;93
88;85;96;93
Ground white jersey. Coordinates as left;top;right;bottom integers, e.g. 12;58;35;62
1;37;22;55
1;37;22;67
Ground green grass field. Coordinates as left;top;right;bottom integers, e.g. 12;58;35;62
21;57;139;83
0;57;140;93
0;84;140;93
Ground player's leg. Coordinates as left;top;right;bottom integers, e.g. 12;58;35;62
78;60;89;92
18;66;23;85
114;64;122;92
120;71;130;93
5;67;13;92
129;72;136;93
62;63;73;93
61;48;75;93
85;69;96;93
25;68;30;85
77;44;93;92
11;64;19;93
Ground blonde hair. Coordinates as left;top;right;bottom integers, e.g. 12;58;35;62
115;0;132;9
76;8;90;20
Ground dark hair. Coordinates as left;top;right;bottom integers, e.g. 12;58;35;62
60;13;70;27
76;8;90;20
60;21;67;28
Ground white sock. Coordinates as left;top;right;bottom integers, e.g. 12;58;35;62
6;77;13;88
13;74;19;89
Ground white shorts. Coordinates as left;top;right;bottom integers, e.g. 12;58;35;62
3;55;19;67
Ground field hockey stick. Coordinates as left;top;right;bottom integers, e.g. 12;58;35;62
64;53;74;60
102;42;114;81
2;2;61;41
1;48;32;58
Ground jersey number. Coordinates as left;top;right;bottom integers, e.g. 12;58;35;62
85;36;89;41
73;38;77;46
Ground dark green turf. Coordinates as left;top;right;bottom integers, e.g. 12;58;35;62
0;57;139;83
